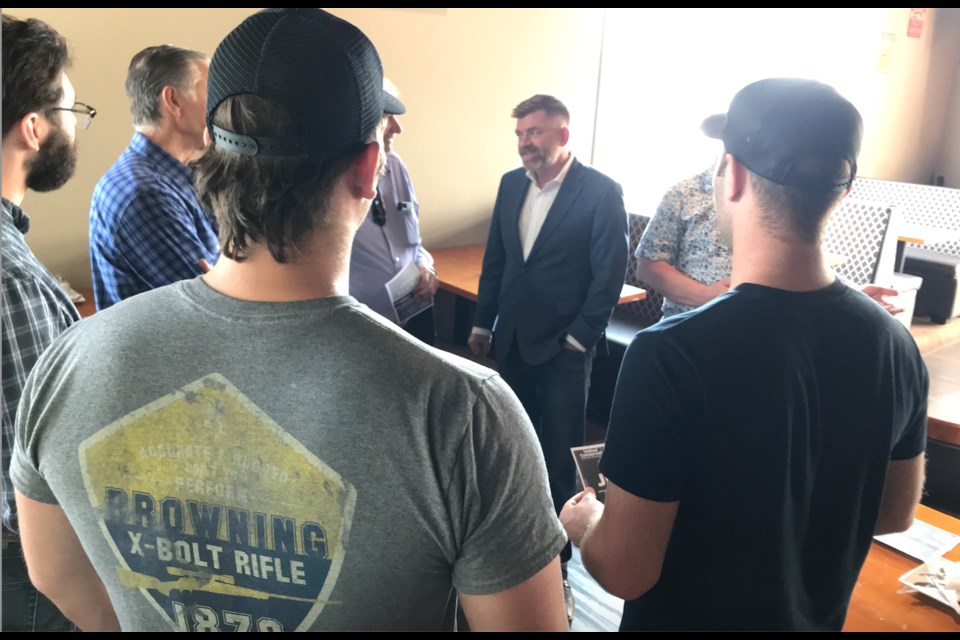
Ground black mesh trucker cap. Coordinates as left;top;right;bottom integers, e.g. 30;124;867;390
206;8;405;158
703;78;863;192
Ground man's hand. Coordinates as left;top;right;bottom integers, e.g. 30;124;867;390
559;488;603;548
706;277;731;300
861;285;903;316
468;333;491;358
414;264;439;300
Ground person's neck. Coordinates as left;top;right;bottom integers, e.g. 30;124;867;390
729;225;833;292
201;216;358;303
1;146;27;205
532;150;571;189
136;125;201;165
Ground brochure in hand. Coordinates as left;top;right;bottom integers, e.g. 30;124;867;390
571;444;607;503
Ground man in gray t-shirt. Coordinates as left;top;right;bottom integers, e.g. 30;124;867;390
11;9;567;632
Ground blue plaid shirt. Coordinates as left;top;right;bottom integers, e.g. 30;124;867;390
89;132;219;310
2;198;80;533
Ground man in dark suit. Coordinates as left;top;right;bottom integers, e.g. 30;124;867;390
468;94;629;624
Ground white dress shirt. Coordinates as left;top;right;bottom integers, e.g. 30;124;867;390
518;153;574;260
473;154;586;352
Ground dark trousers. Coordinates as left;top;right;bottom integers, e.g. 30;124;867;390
498;340;593;566
2;536;77;632
402;305;436;346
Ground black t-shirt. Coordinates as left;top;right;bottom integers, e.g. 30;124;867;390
601;280;928;631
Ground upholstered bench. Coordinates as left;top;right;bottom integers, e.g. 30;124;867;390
903;246;960;324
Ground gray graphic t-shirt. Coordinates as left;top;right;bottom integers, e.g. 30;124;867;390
11;279;565;631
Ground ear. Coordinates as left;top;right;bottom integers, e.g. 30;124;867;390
724;154;748;202
16;113;44;152
351;141;383;200
159;85;182;120
203;126;212;147
559;125;571;146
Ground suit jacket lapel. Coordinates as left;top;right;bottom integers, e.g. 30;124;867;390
503;171;529;261
527;158;584;262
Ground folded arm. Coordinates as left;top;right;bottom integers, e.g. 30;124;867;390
115;188;219;290
635;256;729;309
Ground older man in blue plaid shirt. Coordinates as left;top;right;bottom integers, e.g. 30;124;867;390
89;45;219;311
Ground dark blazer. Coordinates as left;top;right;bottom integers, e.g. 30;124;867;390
474;157;629;365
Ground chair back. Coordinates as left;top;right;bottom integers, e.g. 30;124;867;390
617;214;664;328
822;198;898;287
924;429;960;518
851;178;960;258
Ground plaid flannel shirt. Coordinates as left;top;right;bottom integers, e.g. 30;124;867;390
2;199;80;533
89;133;219;311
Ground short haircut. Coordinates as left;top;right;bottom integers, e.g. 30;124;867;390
193;94;378;263
512;94;570;122
2;14;71;138
748;155;851;243
125;45;207;126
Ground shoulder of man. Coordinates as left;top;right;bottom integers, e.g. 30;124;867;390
569;158;623;193
502;166;527;182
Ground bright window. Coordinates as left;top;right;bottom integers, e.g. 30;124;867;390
592;8;886;216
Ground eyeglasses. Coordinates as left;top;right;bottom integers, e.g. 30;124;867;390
370;188;387;226
52;102;97;130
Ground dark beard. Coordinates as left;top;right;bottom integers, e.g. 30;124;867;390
25;125;78;193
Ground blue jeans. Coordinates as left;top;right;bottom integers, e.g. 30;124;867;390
499;343;593;565
2;537;77;632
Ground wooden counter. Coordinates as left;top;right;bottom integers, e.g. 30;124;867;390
430;244;645;304
844;504;960;630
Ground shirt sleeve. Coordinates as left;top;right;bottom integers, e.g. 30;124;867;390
636;186;685;264
891;348;929;460
599;330;698;502
114;187;216;290
449;374;567;595
416;246;434;270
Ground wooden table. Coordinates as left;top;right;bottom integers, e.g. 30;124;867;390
895;224;960;273
843;503;960;631
430;243;645;346
76;287;96;318
430;244;646;304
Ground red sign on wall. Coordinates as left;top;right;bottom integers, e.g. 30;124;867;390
908;8;925;38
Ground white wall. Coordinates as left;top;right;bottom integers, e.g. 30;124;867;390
4;8;605;288
4;8;957;288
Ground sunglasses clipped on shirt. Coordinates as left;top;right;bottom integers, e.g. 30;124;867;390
371;189;387;226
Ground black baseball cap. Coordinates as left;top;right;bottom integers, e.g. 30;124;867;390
703;78;863;192
206;8;405;158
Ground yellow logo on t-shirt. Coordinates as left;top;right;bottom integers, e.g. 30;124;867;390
80;374;355;631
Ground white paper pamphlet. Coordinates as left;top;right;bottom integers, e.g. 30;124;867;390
385;260;433;325
571;444;607;503
874;518;960;562
897;557;960;614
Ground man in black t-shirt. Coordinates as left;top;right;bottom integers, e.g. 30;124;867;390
560;78;928;631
